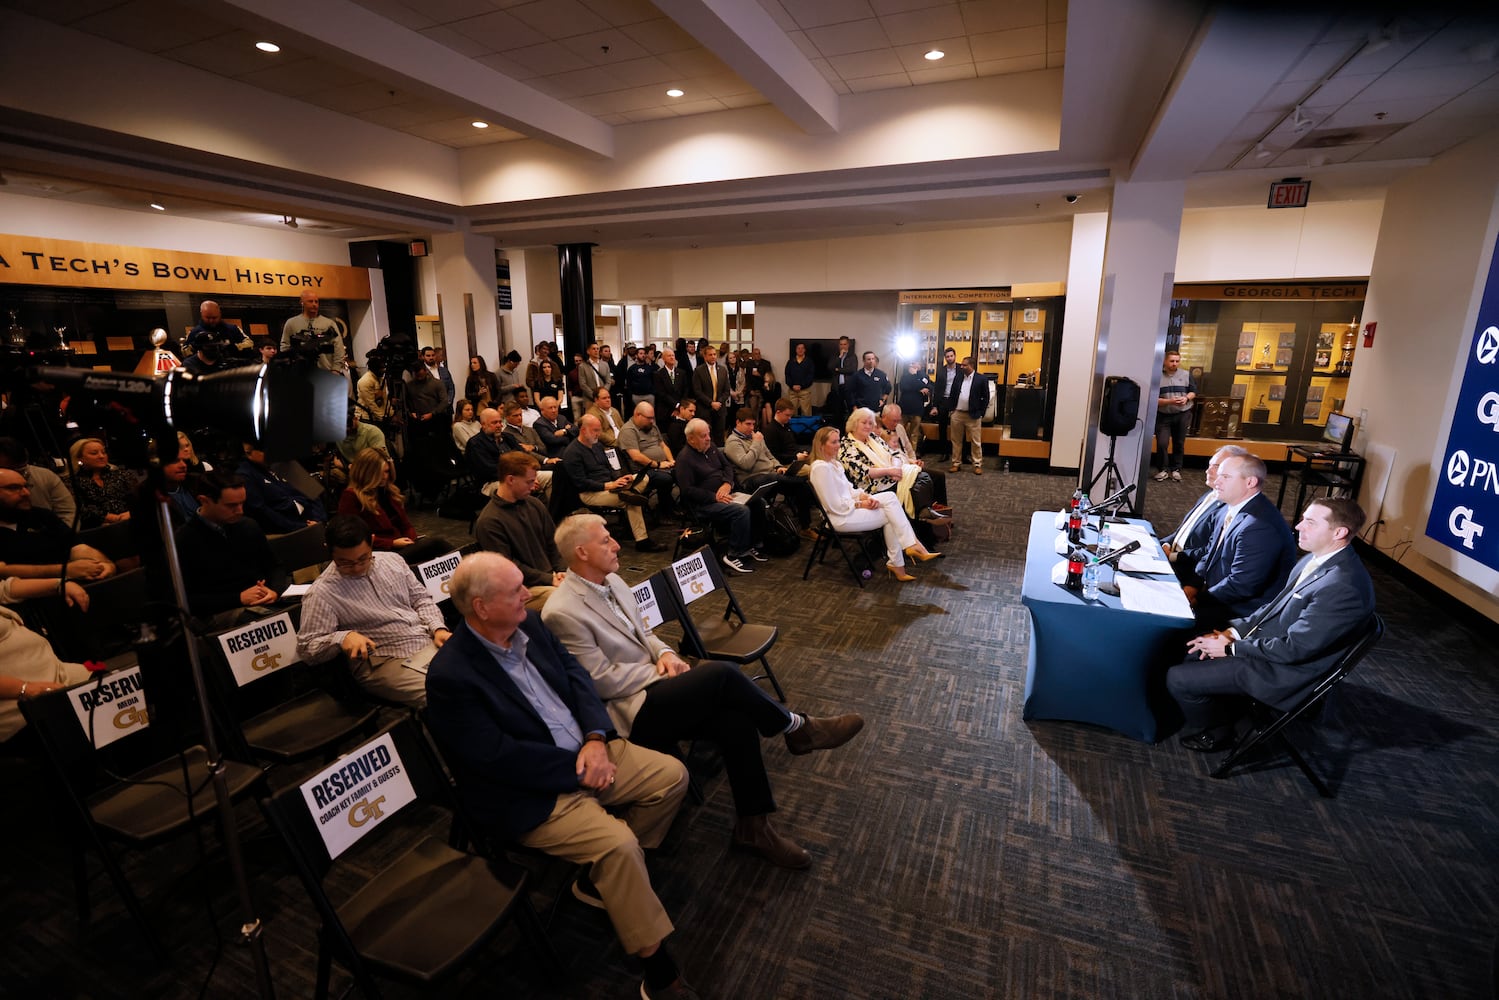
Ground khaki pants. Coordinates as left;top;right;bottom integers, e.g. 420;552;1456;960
518;740;688;954
786;387;812;416
580;490;648;540
949;410;983;469
355;645;437;707
900;415;924;453
524;585;556;611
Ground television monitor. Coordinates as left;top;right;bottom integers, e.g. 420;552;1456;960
1321;411;1354;452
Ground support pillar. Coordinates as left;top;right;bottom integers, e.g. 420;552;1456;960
432;228;501;365
558;243;597;355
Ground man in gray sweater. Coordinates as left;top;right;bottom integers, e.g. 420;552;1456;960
473;451;567;610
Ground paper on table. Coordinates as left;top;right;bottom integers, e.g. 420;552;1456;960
282;583;313;598
1118;576;1194;618
1119;550;1172;574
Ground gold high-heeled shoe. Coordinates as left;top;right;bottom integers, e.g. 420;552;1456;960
885;563;916;581
904;545;944;562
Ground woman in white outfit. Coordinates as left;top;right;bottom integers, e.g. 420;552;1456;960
808;426;942;582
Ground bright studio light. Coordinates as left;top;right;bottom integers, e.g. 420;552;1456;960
895;333;918;359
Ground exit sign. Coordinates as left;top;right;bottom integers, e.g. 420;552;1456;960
1267;178;1311;209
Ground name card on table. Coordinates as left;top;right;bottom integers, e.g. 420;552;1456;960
416;551;462;604
69;663;149;748
670;550;715;606
300;730;417;859
216;612;299;687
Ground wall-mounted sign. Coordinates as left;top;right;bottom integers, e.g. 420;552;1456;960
1267;178;1311;209
899;289;1011;305
1172;282;1366;301
0;234;372;299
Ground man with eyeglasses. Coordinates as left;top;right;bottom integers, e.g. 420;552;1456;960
296;514;450;707
0;438;75;527
0;467;114;582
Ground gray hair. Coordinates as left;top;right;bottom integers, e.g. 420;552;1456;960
450;551;516;621
685;417;709;438
844;407;877;435
555;513;607;564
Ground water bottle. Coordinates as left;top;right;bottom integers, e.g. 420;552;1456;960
1081;555;1100;601
1097;520;1111;558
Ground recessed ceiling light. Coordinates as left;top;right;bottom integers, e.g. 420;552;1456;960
149;202;166;211
471;121;489;129
255;41;280;53
924;48;945;61
666;88;684;98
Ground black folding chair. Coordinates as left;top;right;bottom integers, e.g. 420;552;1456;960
802;493;882;587
19;666;267;962
267;522;329;583
660;547;785;702
77;519;139;563
259;719;558;999
1211;612;1386;796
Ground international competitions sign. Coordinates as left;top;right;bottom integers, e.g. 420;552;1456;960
299;730;417;859
68;664;149;749
416;551;462;604
216;613;300;687
1426;229;1499;573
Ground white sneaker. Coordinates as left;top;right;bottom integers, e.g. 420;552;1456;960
747;547;769;562
721;554;754;574
1153;470;1168;481
1170;470;1182;481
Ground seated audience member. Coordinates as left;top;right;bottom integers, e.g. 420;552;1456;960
237;441;327;535
809;426;940;582
878;404;948;509
474;452;566;610
544;515;863;868
500;401;558;494
675;417;764;575
561;415;664;553
615;402;678;520
465;356;502;410
1168;497;1376;752
424;552;698;1000
1186;453;1297;629
663;399;696;458
723;408;813;529
335;404;388;466
1;606;92;750
0;467;114;581
760;399;809;473
297;516;450;708
178;431;213;476
514;386;541;425
1162;446;1248;585
175;471;287;624
0;574;88;611
452;398;482;453
533;396;575;459
587;388;627;448
69;437;137;528
337;448;417;550
0;438;75;526
466;407;511;490
840;408;942;522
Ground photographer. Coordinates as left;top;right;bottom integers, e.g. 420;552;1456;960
280;290;346;376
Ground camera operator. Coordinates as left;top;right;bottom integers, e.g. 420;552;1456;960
280;290;347;377
185;300;255;367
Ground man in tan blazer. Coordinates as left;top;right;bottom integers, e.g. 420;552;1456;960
541;513;864;870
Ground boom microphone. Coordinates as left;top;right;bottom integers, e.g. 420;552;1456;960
1082;483;1135;515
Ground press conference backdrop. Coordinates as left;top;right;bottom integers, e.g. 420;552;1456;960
1424;225;1499;583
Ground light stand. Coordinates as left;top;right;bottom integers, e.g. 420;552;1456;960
157;498;277;1000
1085;434;1135;516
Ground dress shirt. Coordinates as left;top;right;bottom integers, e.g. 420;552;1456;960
954;372;974;411
297;552;446;664
469;627;585;751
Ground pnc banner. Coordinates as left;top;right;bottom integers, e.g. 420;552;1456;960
216;612;300;688
0;233;372;299
1426;228;1499;573
416;551;462;604
68;664;149;749
300;730;417;859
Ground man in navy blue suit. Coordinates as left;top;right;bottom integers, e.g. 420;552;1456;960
1185;453;1296;629
425;552;699;1000
1168;497;1375;752
1161;445;1248;586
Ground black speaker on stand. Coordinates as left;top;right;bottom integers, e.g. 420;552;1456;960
1088;376;1139;512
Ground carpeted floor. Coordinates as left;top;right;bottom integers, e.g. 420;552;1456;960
3;457;1496;999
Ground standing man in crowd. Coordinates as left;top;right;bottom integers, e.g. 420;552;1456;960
784;342;816;417
187;300;253;363
626;350;657;411
280;290;346;375
474;452;567;610
946;355;990;474
897;359;933;453
932;346;960;463
495;350;526;405
577;342;610;420
830;337;858;424
691;345;732;445
653;349;692;417
1168;497;1375;753
849;351;891;414
1153;350;1197;482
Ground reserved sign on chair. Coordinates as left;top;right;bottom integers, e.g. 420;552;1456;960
299;730;417;859
216;612;300;687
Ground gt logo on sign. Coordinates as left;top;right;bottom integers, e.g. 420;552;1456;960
251;651;283;672
1448;506;1485;550
1480;392;1499;430
114;706;149;730
348;796;387;828
1476;326;1499;366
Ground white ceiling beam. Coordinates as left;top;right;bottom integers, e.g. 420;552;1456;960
651;0;840;135
214;0;614;158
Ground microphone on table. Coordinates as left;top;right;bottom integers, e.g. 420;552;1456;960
1094;539;1142;596
1081;483;1135;516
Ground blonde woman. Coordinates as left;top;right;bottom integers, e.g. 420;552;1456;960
808;426;940;582
68;437;136;528
336;448;415;549
838;408;939;520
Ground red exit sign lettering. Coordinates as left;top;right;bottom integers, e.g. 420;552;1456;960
1267;179;1311;209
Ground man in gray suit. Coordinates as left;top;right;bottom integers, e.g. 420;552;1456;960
1167;497;1376;752
541;514;864;869
690;344;732;444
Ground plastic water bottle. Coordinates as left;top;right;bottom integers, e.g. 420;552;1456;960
1081;555;1100;601
1097;520;1111;558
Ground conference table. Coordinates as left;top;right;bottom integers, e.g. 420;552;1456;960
1019;510;1196;742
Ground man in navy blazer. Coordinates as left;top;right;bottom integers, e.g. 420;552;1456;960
1161;445;1248;585
1187;453;1296;628
425;552;697;999
1168;497;1376;752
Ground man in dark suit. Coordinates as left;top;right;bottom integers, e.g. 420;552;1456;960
1167;497;1376;752
829;336;858;425
653;348;692;416
425;552;698;1000
1186;453;1297;628
931;346;959;461
945;354;990;474
1161;445;1248;585
690;344;732;444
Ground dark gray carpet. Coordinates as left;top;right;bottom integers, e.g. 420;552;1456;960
3;460;1496;999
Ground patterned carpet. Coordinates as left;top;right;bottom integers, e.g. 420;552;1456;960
3;458;1497;999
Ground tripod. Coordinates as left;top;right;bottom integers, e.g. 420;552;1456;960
1086;433;1136;515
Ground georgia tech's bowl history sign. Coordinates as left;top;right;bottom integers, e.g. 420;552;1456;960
0;233;372;299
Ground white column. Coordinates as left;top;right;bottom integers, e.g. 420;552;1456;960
1052;212;1108;472
431;229;500;364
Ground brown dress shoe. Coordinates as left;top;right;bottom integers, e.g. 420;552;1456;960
784;713;865;755
732;815;811;869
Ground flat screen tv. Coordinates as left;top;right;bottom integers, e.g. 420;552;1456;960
787;338;854;380
1321;411;1354;452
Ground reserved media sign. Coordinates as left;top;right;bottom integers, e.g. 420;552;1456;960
1426;229;1499;573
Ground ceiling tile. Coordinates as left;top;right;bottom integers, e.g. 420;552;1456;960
1280;41;1355;84
1046;20;1065;53
73;0;232;53
620;106;679;122
719;92;773;108
845;71;911;92
959;0;1045;34
788;30;822;59
1047;0;1066;21
973;52;1046;76
558;28;651;65
669;98;728;117
397;0;494;24
1428;87;1499;120
908;62;976;85
1397;18;1499;70
579;0;660;27
606;55;680;87
572;86;662;115
806;18;890;57
598;112;632;124
870;0;953;13
620;17;699;55
1338;27;1439;77
1361;63;1499;101
895;39;973;72
163;31;290;77
755;0;800;33
1321;95;1450;129
300;81;409;114
879;6;965;44
1226;110;1292;143
419;23;495;58
660;47;733;77
4;0;122;23
508;0;611;38
349;0;436;30
1046;49;1063;68
827;48;906;78
969;25;1045;62
538;65;626;98
810;57;842;82
504;40;594;75
694;72;757;98
236;58;366;97
356;104;439;128
783;0;878;30
1299;73;1379;110
450;10;547;52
